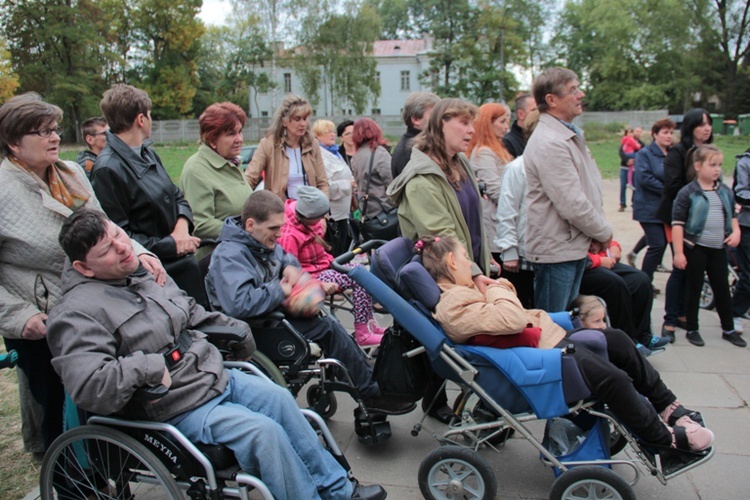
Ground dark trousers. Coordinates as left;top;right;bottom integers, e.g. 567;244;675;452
732;226;750;317
639;223;668;281
164;255;209;309
580;263;654;344
564;328;674;444
288;315;378;399
3;337;64;450
500;268;535;310
685;245;733;331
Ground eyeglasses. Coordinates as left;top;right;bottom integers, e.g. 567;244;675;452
557;86;583;97
27;126;63;138
89;130;109;136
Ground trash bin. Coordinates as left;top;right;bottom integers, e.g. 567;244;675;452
739;114;750;136
710;114;725;134
724;120;737;136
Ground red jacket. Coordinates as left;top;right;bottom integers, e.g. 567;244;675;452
587;240;622;268
278;199;333;274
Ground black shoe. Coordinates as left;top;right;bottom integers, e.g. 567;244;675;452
426;405;455;424
686;330;705;347
351;482;387;500
661;324;676;344
363;395;415;415
722;330;747;348
676;318;689;330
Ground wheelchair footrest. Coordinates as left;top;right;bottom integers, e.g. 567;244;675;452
354;409;391;445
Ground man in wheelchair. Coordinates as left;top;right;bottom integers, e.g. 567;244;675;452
46;209;385;500
205;190;412;415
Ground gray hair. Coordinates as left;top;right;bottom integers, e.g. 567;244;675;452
402;91;440;128
532;67;578;114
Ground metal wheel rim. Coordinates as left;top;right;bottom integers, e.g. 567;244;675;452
426;457;486;500
560;478;624;500
700;280;714;308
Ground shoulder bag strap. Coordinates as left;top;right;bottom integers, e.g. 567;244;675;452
360;150;376;219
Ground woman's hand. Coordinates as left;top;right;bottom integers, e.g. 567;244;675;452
171;218;200;256
139;254;167;286
472;274;497;294
22;313;48;340
599;257;616;269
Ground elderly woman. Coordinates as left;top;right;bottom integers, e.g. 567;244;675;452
313;119;354;256
336;119;355;168
387;97;492;423
180;103;253;259
0;93;163;452
466;102;513;262
244;94;328;201
351;118;395;225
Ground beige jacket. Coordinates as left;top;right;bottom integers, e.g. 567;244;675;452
434;280;566;349
523;113;612;263
244;136;329;201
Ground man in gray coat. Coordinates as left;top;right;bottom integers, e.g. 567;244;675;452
47;209;385;500
523;67;612;311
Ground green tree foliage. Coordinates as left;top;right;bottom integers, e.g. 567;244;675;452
0;0;112;140
0;39;19;103
294;5;381;114
367;0;414;40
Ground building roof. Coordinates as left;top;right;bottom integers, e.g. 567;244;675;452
373;40;427;56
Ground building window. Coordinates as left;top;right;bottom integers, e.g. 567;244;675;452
284;73;292;93
400;71;410;91
371;108;381;115
261;111;268;117
376;71;381;83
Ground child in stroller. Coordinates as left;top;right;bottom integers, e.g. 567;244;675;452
417;234;713;453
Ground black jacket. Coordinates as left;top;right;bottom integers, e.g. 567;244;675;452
391;126;420;178
91;132;194;261
502;121;526;159
656;142;694;224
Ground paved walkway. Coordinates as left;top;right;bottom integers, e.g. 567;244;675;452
26;179;750;499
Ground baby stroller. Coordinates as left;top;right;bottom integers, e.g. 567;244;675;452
332;238;714;500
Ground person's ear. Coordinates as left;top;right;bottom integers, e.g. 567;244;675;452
244;218;256;233
72;260;95;278
545;93;556;110
446;251;458;270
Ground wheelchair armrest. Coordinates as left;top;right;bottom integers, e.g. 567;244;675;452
198;325;249;344
132;384;169;401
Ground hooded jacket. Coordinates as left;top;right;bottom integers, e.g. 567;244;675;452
278;199;333;274
387;148;490;276
206;216;301;319
46;265;253;421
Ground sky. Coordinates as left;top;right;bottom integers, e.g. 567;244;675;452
199;0;229;26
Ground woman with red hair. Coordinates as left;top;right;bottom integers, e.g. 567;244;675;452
180;102;253;258
351;118;396;228
467;102;513;261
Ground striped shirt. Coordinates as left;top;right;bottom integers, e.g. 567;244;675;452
697;189;725;249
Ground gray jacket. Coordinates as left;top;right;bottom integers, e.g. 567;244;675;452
47;265;254;422
353;145;395;219
733;151;750;228
523;113;612;263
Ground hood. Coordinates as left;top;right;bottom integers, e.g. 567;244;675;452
217;215;276;256
283;199;325;238
386;148;447;204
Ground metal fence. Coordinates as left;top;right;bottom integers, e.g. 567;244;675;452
150;110;669;144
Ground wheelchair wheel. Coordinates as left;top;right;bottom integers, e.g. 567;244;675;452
250;350;287;388
40;424;184;499
699;277;715;310
418;446;497;500
549;466;635;500
306;384;338;419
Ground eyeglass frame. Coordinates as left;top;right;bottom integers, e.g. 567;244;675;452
26;126;63;138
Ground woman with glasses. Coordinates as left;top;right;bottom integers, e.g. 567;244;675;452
244;94;329;201
0;93;164;455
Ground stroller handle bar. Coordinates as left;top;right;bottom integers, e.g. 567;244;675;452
331;239;388;273
0;350;18;370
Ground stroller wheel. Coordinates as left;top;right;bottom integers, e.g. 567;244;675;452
549;466;635;500
699;277;715;310
418;446;497;500
306;384;338;419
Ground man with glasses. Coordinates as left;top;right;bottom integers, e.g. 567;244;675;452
523;67;613;311
76;116;108;177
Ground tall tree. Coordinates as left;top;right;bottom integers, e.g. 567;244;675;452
0;38;19;103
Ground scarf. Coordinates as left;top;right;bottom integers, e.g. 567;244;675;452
320;143;343;159
11;156;90;209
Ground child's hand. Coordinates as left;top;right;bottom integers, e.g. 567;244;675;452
600;257;616;269
673;253;687;270
322;282;339;295
725;231;741;248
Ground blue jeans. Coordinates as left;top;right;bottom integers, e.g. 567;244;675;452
619;167;629;207
733;226;750;317
640;222;668;281
532;258;587;312
171;370;352;500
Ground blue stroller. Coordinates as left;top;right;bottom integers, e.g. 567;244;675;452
332;238;714;500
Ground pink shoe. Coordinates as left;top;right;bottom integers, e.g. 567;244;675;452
669;420;714;452
367;318;387;335
354;323;383;346
660;400;705;427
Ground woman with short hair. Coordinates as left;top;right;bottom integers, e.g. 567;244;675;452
351;118;395;225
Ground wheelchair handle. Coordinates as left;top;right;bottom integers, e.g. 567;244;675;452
0;350;18;370
331;239;387;273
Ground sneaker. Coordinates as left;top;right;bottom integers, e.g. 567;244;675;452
636;343;652;357
722;330;747;348
686;330;705;347
661;324;676;344
656;264;671;273
733;317;744;334
354;323;383;346
618;205;626;212
648;335;670;349
362;395;415;415
670;420;714;452
627;251;637;267
367;318;387;335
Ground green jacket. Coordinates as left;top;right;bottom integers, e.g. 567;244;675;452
387;148;490;276
180;144;253;258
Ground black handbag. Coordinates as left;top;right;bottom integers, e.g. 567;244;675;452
359;150;400;242
372;324;431;402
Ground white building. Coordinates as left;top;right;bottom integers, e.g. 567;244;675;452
249;39;434;119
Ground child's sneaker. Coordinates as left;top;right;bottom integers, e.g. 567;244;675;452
367;318;387;335
354;323;383;346
669;420;714;452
